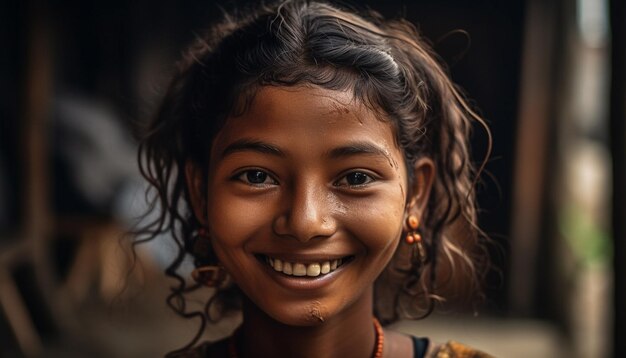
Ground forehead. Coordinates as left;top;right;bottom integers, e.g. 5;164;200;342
212;86;400;155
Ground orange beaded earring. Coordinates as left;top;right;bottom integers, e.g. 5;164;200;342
405;215;427;264
190;227;229;288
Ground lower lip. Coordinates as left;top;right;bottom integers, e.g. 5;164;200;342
259;257;352;291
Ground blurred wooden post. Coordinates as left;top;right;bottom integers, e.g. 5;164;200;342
25;0;83;334
0;0;55;352
509;0;558;315
23;0;55;310
610;0;625;356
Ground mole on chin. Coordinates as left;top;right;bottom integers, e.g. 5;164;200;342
306;301;326;323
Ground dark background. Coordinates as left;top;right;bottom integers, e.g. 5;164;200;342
1;0;623;357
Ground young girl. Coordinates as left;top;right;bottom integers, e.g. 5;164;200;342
138;1;492;357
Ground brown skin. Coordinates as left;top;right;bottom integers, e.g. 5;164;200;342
187;86;434;357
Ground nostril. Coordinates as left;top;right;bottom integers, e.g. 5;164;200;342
272;215;290;237
272;188;337;242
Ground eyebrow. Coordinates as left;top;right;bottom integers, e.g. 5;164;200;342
219;138;391;161
220;138;285;158
327;142;391;159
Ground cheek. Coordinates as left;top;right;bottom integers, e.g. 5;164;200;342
207;193;275;285
207;189;276;249
370;210;404;258
343;190;406;255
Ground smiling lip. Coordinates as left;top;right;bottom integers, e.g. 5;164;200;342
264;255;347;277
256;254;354;290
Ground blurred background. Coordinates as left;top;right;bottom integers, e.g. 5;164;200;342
0;0;624;357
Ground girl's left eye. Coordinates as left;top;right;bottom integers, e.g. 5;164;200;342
335;171;375;187
236;170;278;186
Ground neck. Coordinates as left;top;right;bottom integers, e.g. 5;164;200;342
237;287;377;358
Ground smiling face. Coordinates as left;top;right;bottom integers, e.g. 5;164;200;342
199;86;410;326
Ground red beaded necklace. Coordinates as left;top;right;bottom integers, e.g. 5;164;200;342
228;317;384;358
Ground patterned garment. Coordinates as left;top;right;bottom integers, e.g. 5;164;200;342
431;341;494;358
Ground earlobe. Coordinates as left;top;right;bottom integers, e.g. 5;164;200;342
185;161;208;226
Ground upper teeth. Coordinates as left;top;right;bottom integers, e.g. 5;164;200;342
266;257;343;277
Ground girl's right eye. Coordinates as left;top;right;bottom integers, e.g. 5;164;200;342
235;169;278;186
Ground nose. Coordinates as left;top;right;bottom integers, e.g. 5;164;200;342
273;181;337;243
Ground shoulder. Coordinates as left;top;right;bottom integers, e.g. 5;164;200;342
429;341;494;358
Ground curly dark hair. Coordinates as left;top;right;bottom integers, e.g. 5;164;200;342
136;0;491;353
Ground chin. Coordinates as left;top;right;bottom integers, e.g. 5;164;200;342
249;296;336;327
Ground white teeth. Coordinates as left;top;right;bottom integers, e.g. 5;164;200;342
266;256;346;277
293;263;307;276
307;264;321;277
283;262;292;275
321;261;330;274
274;259;283;271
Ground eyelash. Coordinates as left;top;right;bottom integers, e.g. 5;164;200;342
333;171;376;188
233;169;377;188
234;169;279;186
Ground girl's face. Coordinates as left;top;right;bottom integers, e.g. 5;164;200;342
201;86;409;326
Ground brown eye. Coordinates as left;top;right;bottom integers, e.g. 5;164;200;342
346;172;369;185
335;171;375;187
236;169;278;186
247;170;268;183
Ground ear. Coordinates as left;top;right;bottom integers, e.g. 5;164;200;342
185;161;208;226
405;157;435;225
